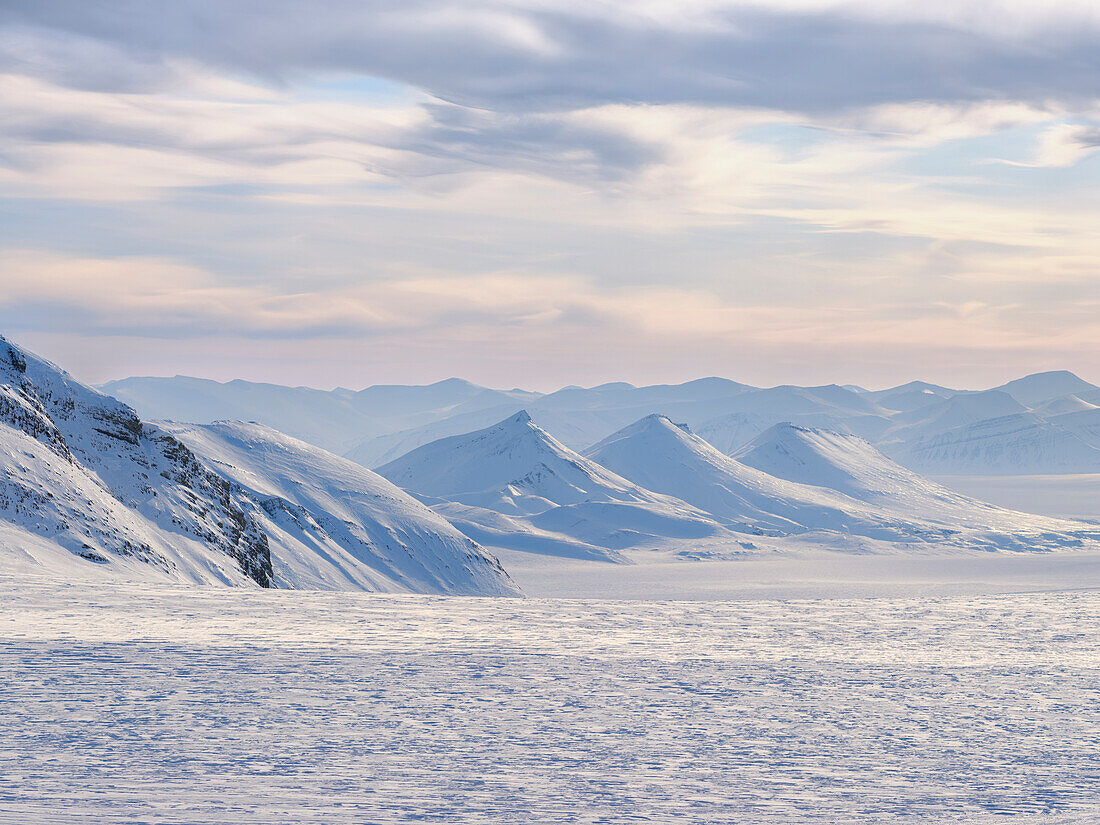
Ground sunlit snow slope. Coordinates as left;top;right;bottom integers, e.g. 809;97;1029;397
0;337;517;595
163;421;518;595
585;415;1100;553
377;411;740;560
0;337;272;586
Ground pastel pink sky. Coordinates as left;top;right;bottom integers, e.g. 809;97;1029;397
3;1;1100;390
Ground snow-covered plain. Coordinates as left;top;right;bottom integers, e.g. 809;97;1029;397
3;575;1100;824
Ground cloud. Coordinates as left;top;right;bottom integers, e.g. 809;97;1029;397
2;247;1092;356
4;2;1100;389
1035;123;1100;167
5;1;1100;114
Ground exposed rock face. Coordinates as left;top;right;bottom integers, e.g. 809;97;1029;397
0;336;273;586
162;420;520;595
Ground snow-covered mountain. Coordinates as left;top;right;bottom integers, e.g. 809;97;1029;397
732;423;1045;527
735;422;956;503
102;374;537;455
584;415;885;537
864;381;959;412
376;411;1100;558
103;369;1100;475
991;371;1099;407
0;338;518;595
162;421;518;595
376;411;739;560
881;391;1026;445
0;337;272;586
585;416;1097;551
1034;395;1099;417
887;413;1100;475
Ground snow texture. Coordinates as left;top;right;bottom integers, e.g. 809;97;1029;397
2;577;1099;824
163;421;518;595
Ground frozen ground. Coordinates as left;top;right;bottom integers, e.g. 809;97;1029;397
3;574;1100;824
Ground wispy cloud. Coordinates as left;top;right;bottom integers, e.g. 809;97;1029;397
3;1;1100;387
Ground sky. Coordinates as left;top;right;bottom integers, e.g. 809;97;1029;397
2;0;1100;391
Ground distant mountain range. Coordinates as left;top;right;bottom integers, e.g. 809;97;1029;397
372;410;1098;562
103;368;1100;475
5;336;1100;588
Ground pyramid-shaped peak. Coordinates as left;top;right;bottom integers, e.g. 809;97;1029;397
376;406;647;504
605;413;693;440
737;420;873;458
734;422;922;500
488;409;537;434
636;413;690;431
584;414;718;467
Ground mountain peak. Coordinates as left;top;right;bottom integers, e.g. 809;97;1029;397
643;413;692;433
376;408;649;509
592;413;698;451
992;371;1097;407
734;422;925;500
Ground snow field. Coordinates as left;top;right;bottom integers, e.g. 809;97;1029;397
3;579;1100;824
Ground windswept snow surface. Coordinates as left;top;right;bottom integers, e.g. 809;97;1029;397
161;421;518;595
3;577;1100;824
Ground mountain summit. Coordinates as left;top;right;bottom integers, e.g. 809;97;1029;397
587;414;1100;551
377;411;735;559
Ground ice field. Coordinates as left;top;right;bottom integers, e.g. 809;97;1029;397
3;576;1100;824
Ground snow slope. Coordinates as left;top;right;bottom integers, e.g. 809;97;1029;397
584;415;893;537
0;337;272;586
587;415;1100;552
732;422;1057;528
376;412;737;559
1034;394;1100;417
881;390;1026;444
890;413;1100;475
0;337;517;596
162;421;519;595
